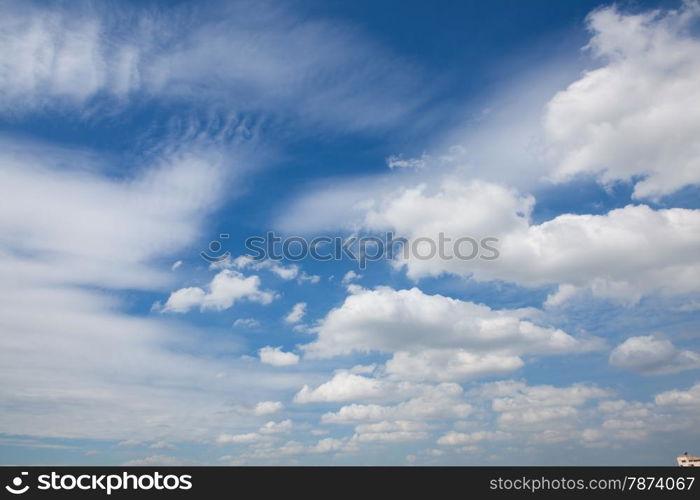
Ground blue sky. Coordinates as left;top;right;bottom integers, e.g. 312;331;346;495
1;0;699;465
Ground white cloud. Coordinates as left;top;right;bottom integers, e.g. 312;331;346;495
278;170;700;309
341;270;361;284
363;179;532;247
230;256;300;281
310;438;349;454
259;346;300;367
273;2;700;305
217;432;269;445
385;350;524;382
297;272;321;284
149;441;175;450
352;421;431;442
609;336;700;375
233;318;260;328
485;380;610;429
284;302;307;324
163;270;276;313
294;372;419;404
386;154;428;170
543;2;700;199
252;401;283;416
123;455;186;466
361;178;700;302
654;382;700;408
302;286;601;381
171;260;183;271
0;136;315;442
258;419;293;435
580;382;700;445
437;430;509;446
0;138;227;290
0;1;428;130
321;383;472;424
283;172;700;304
0;3;136;108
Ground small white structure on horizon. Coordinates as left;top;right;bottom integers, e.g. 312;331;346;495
677;452;700;466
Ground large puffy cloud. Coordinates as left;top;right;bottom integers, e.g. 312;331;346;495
286;173;700;304
544;2;700;199
361;178;700;303
364;179;533;248
302;286;601;381
609;336;700;375
492;204;700;303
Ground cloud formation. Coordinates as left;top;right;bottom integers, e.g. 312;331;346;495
609;336;700;375
544;2;700;199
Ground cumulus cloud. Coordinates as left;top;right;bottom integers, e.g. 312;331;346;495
654;382;700;408
609;336;700;375
252;401;283;416
302;286;601;381
217;420;293;447
341;270;361;284
310;437;354;454
363;179;700;302
259;346;300;367
275;2;700;306
385;350;524;382
284;302;307;324
580;382;700;445
320;383;472;424
485;380;610;429
284;171;700;304
258;419;293;435
294;371;420;404
544;2;700;199
162;270;276;313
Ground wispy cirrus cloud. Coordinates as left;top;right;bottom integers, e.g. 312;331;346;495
0;0;430;131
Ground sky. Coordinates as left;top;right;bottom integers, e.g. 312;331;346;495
0;0;699;466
